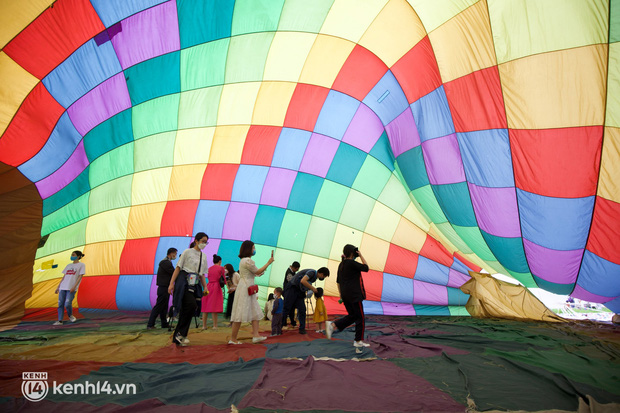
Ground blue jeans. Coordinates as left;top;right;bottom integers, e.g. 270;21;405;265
58;290;76;320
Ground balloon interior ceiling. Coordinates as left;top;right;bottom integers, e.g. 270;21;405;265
1;0;619;316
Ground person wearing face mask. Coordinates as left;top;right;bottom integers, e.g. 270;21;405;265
147;248;178;330
53;251;86;325
168;233;209;346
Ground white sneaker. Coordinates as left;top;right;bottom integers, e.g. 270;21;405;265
353;340;370;348
325;321;334;339
252;336;266;344
174;334;190;344
69;315;77;323
53;321;63;326
228;340;242;345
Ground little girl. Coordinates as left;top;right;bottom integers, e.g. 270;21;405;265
313;287;327;333
54;251;86;325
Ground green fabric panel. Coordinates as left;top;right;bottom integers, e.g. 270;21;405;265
303;216;337;258
124;51;180;106
435;221;472;254
413;305;451;316
177;0;235;48
132;94;180;140
431;183;477;227
480;230;530;274
134;132;175;172
88;175;133;216
41;193;89;236
339;189;374;231
42;167;90;217
36;219;87;259
313;180;349;222
532;274;573;294
369;132;395;171
410;185;447;224
83;109;132;162
277;0;334;32
351;155;391;199
88;143;134;189
251;205;286;247
505;268;535;287
277;210;312;251
180;39;230;91
231;0;284;35
452;225;495;261
377;174;411;215
287;173;324;215
612;0;620;42
448;306;470;316
225;32;275;83
178;86;223;129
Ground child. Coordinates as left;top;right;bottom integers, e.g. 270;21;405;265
271;288;284;336
314;287;327;333
54;251;86;325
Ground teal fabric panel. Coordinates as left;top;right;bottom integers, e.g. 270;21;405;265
125;51;181;106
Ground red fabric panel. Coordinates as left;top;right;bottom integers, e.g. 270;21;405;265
283;84;330;131
119;238;159;275
135;343;267;365
332;45;389;101
510;126;602;198
586;197;620;265
77;275;119;310
419;236;454;267
391;36;443;103
384;244;419;278
200;164;239;201
444;66;507;133
0;83;64;166
3;0;105;79
240;125;281;166
160;200;199;236
323;296;347;315
362;270;383;301
454;252;481;272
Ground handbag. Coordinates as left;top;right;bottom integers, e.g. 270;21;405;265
248;285;259;295
219;274;226;288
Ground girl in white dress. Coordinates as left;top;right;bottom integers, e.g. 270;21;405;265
229;240;274;344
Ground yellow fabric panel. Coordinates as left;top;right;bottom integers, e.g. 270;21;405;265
83;240;125;276
488;0;608;64
131;167;172;205
364;202;401;243
359;233;389;272
500;44;606;129
25;279;59;309
217;82;261;126
252;81;297;126
173;127;215;165
329;223;363;261
358;0;426;67
0;342;162;362
429;0;496;83
429;222;457;254
401;203;431;233
86;208;130;245
0;52;39;136
298;34;356;88
461;252;489;272
606;42;620;128
300;252;330;272
208;125;249;164
168;164;207;201
320;0;388;43
391;216;427;254
0;0;53;48
263;32;317;82
407;0;477;33
41;260;54;270
33;248;77;284
597;127;620;203
126;202;166;239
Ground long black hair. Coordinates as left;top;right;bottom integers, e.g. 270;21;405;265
189;232;208;248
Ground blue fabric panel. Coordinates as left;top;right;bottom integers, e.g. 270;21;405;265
414;256;449;285
18;113;82;182
41;167;90;217
193;200;230;239
362;70;409;125
287;173;323;214
369;131;395;171
517;189;595;251
251;205;286;247
604;296;620;313
457;129;514;188
432;182;478;227
177;0;235;48
325;143;367;187
314;91;360;140
410;86;455;142
480;230;530;273
447;287;469;306
532;275;573;295
217;239;243;269
124;51;181;106
396;146;429;190
271;128;312;170
451;256;471;275
153;237;187;273
381;273;414;303
116;275;153;311
231;165;269;203
413;305;450;316
90;0;168;27
577;251;620;297
362;300;384;315
42;38;122;108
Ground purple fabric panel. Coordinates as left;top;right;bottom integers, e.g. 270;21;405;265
571;284;614;303
36;141;89;199
222;202;259;241
413;280;448;305
259;168;297;208
468;183;521;238
341;103;385;152
109;1;180;69
202;239;222;266
523;239;582;285
148;275;157;307
421;133;466;185
447;268;470;288
368;334;469;359
299;133;340;178
381;302;415;316
385;108;420;158
67;72;131;136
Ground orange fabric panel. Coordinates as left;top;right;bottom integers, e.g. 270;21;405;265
586;197;620;265
240;125;282;166
77;275;119;310
419;236;453;268
200;163;239;201
384;243;419;278
391;36;443;104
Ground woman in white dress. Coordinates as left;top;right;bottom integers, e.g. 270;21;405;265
229;240;274;344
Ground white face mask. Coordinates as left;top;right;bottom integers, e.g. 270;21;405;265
197;242;207;250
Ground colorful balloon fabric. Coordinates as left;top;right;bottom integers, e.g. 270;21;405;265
0;0;618;320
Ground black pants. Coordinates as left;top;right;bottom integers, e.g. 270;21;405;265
282;287;306;332
225;291;235;319
173;289;197;342
147;286;170;328
334;300;365;342
271;313;283;335
282;286;297;326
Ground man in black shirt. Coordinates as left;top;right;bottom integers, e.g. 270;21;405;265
282;261;300;327
147;248;177;329
283;267;330;334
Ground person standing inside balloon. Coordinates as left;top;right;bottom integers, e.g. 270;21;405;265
224;263;239;322
53;251;86;325
147;247;177;329
283;267;330;334
326;244;369;347
282;261;300;328
202;254;225;330
168;233;209;346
